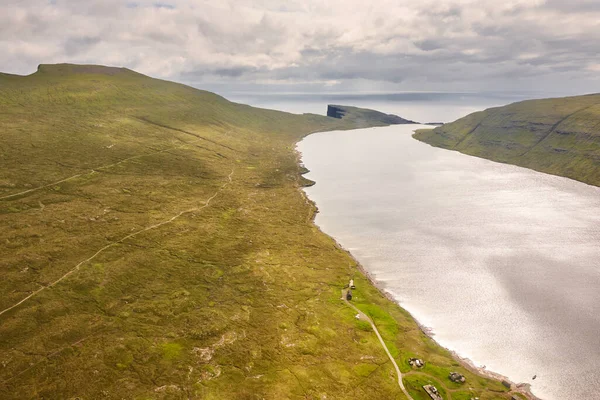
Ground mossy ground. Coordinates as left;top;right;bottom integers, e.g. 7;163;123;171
1;64;522;399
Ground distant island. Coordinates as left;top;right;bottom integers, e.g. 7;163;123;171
414;94;600;187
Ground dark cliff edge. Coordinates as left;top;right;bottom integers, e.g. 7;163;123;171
326;105;348;119
413;93;600;187
327;104;418;127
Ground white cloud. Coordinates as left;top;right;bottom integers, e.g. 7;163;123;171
0;0;599;93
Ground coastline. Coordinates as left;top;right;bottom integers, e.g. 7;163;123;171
295;133;541;400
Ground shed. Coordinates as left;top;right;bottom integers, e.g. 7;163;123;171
423;384;443;400
449;372;466;383
409;357;424;368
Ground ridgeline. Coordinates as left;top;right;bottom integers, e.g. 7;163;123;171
327;104;417;126
414;94;600;187
1;64;520;399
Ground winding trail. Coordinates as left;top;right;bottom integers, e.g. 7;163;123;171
341;290;415;400
0;136;228;201
0;173;86;201
0;169;234;318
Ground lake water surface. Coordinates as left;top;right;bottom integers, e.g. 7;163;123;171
298;125;600;400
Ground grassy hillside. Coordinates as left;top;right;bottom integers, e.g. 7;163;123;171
413;94;600;187
1;64;520;400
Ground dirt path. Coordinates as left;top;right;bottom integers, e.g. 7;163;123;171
0;137;228;201
341;290;415;400
0;169;234;318
0;173;87;201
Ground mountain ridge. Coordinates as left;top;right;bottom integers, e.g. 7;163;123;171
414;94;600;187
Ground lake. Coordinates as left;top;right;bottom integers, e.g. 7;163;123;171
297;124;600;400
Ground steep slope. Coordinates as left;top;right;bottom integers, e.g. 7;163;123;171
1;64;517;400
327;104;417;126
413;94;600;186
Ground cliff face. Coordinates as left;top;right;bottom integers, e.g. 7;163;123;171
327;104;417;127
413;94;600;187
327;105;347;119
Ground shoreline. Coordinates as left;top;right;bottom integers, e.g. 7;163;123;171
295;133;541;400
311;203;541;400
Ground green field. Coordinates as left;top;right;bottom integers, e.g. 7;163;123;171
1;64;525;399
413;94;600;187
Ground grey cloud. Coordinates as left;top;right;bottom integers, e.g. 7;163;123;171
153;3;175;9
545;0;600;13
0;0;599;95
420;4;462;18
414;40;443;52
64;36;101;56
208;66;258;78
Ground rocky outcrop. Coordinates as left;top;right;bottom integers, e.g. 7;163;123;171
326;104;418;126
327;105;347;119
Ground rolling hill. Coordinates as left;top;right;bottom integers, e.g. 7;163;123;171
0;64;519;400
413;94;600;187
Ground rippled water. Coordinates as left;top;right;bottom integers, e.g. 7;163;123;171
298;125;600;400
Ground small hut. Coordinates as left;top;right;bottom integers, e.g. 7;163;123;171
449;372;466;383
409;358;425;368
423;385;443;400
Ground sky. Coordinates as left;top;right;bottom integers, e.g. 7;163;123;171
2;0;600;95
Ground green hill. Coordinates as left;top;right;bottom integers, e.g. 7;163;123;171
1;64;518;400
413;94;600;187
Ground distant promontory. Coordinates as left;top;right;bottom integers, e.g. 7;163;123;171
327;104;418;127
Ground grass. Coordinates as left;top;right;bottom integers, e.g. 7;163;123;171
413;94;600;187
1;63;524;399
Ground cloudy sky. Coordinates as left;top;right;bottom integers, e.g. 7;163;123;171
2;0;600;94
